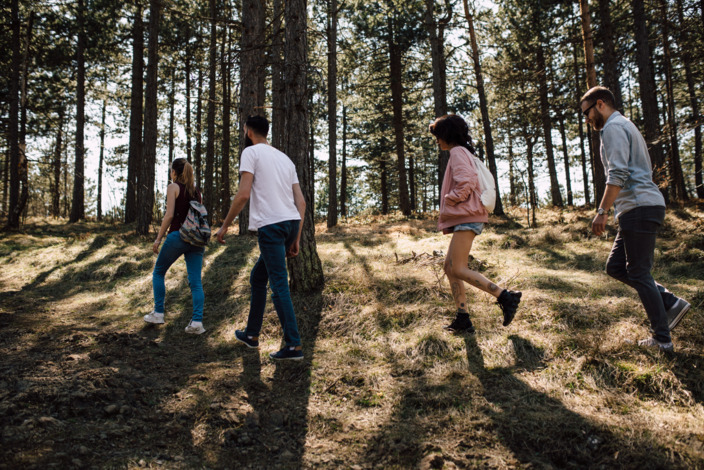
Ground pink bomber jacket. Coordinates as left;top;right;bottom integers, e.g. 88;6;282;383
437;146;489;233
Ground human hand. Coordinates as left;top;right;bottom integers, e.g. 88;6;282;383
153;238;161;254
216;226;228;244
286;240;300;258
591;214;607;236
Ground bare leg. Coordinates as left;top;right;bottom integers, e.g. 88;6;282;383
444;230;503;300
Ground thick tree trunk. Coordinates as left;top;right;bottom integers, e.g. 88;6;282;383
387;16;411;216
284;0;324;292
136;0;160;236
464;1;504;215
204;0;217;222
52;108;64;218
185;44;192;163
271;0;285;150
340;104;348;217
597;0;623;109
424;0;450;207
327;0;338;228
579;0;606;204
659;0;687;201
632;0;667;197
195;60;203;188
238;0;266;233
6;0;21;229
70;0;87;223
125;1;143;224
98;95;107;221
220;23;231;221
676;0;702;198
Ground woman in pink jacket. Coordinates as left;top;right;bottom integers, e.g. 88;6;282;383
430;114;521;333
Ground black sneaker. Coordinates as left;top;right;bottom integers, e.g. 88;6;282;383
235;330;259;349
444;314;475;333
666;298;691;331
269;347;304;361
497;290;522;327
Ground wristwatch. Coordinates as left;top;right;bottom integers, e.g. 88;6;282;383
597;208;605;216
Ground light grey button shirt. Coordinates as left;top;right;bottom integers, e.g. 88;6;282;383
600;111;665;219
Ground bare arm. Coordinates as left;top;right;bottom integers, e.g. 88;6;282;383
153;183;179;254
216;172;254;243
286;183;306;258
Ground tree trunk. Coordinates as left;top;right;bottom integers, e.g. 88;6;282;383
271;0;285;150
676;0;702;198
579;0;606;204
204;0;217;222
98;94;107;221
284;0;324;292
136;0;161;236
195;57;203;188
185;31;192;163
597;0;623;109
327;0;338;228
424;0;450;208
524;133;537;228
632;0;667;197
125;1;143;224
464;0;503;215
238;0;266;233
659;0;687;201
573;28;591;207
52;107;64;218
220;21;231;221
6;0;21;229
168;66;175;166
508;132;517;207
558;112;573;206
387;15;411;216
70;0;87;223
380;157;388;214
536;42;563;207
409;153;416;211
340;104;348;217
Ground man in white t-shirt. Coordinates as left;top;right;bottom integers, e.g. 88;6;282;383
216;115;307;361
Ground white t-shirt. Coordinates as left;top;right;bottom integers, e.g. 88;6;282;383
239;143;301;230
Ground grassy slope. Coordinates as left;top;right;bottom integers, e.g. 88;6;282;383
0;206;703;469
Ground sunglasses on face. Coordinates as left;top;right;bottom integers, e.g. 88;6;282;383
582;101;597;118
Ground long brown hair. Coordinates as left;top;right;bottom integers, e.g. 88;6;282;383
171;158;196;197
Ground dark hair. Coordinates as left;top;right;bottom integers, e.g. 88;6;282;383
580;86;616;108
245;115;269;138
171;158;196;197
429;114;476;154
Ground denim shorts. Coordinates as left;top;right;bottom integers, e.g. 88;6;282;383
450;222;484;235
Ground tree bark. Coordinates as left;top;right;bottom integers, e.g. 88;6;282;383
52;107;64;218
380;156;388;214
632;0;667;198
6;0;21;229
340;104;348;217
238;0;266;234
573;26;591;206
579;0;606;205
676;0;702;198
136;0;161;236
185;44;192;163
327;0;338;228
464;0;503;215
659;0;686;201
536;42;563;207
125;1;143;224
424;0;450;207
387;15;411;216
597;0;623;109
70;0;87;223
271;0;285;150
220;20;231;221
195;56;203;188
98;94;107;220
168;66;175;166
558;112;573;206
204;0;217;222
284;0;324;292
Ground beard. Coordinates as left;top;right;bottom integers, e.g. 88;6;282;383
591;110;607;131
244;135;254;148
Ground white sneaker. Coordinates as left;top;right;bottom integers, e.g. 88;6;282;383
144;311;165;324
637;337;674;351
185;321;205;335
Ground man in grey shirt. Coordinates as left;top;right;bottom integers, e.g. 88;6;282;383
581;86;691;351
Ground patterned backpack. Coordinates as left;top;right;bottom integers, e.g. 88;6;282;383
179;200;211;247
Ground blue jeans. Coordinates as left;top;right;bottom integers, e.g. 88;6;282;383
245;220;301;347
153;230;205;321
605;206;674;343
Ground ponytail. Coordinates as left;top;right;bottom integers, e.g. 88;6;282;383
429;114;476;154
171;158;196;197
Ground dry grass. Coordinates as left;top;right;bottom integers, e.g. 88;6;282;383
1;206;704;469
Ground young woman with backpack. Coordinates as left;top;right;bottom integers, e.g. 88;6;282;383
430;114;522;333
144;158;206;334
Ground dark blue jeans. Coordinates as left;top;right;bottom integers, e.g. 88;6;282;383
245;220;301;347
605;206;674;343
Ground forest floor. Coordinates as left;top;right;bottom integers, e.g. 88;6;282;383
1;205;704;469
